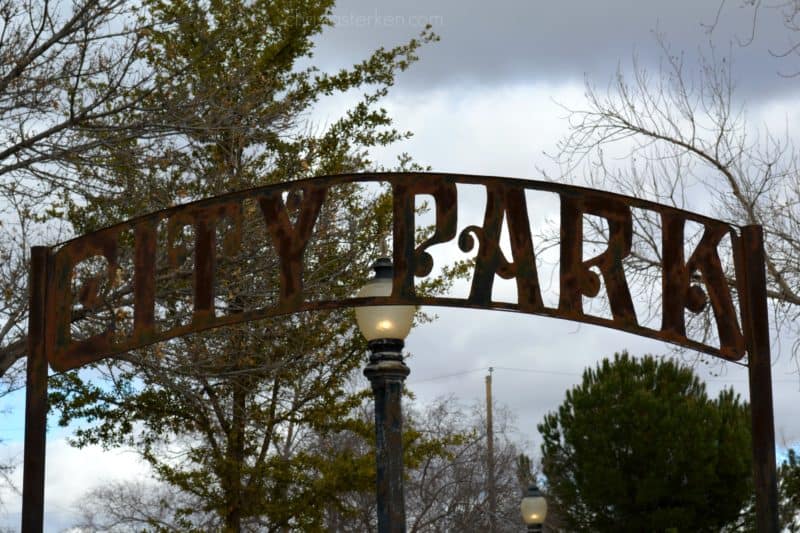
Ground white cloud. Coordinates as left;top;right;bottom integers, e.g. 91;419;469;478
0;438;150;532
367;82;585;176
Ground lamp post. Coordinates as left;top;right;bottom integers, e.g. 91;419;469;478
520;484;548;533
355;258;415;533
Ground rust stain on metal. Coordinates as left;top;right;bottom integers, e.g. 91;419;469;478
38;173;760;370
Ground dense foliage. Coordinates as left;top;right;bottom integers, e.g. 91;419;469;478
48;1;451;530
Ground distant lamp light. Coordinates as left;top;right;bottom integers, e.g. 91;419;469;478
521;484;547;532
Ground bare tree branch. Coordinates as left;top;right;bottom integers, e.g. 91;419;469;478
546;37;800;365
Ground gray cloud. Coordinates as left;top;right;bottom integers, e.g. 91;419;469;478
313;0;798;98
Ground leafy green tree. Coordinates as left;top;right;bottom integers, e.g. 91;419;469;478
48;0;451;531
538;351;752;532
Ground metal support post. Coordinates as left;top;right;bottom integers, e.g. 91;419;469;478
739;226;779;533
364;338;409;533
22;247;50;533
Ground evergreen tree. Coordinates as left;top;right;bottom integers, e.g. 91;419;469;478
538;351;752;532
779;449;800;531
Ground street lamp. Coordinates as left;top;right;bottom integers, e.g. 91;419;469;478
520;484;548;532
355;258;415;533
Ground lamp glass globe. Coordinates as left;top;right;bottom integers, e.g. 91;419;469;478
520;494;547;525
355;274;414;341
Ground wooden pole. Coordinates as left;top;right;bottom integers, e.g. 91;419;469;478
486;367;496;532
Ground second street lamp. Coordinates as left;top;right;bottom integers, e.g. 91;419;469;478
355;258;415;533
520;484;548;532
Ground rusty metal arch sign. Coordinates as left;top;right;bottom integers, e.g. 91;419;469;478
22;173;779;531
41;172;757;367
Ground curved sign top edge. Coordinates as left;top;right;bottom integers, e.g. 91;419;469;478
51;173;742;249
40;172;753;370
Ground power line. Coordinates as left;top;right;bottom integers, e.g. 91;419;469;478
408;367;487;384
492;366;580;377
408;366;583;385
408;365;799;385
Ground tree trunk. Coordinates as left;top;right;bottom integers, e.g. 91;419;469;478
225;379;247;532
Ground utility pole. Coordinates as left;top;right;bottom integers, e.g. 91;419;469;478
486;367;496;532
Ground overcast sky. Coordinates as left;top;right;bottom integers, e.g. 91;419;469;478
318;0;799;95
314;0;800;462
3;2;800;530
